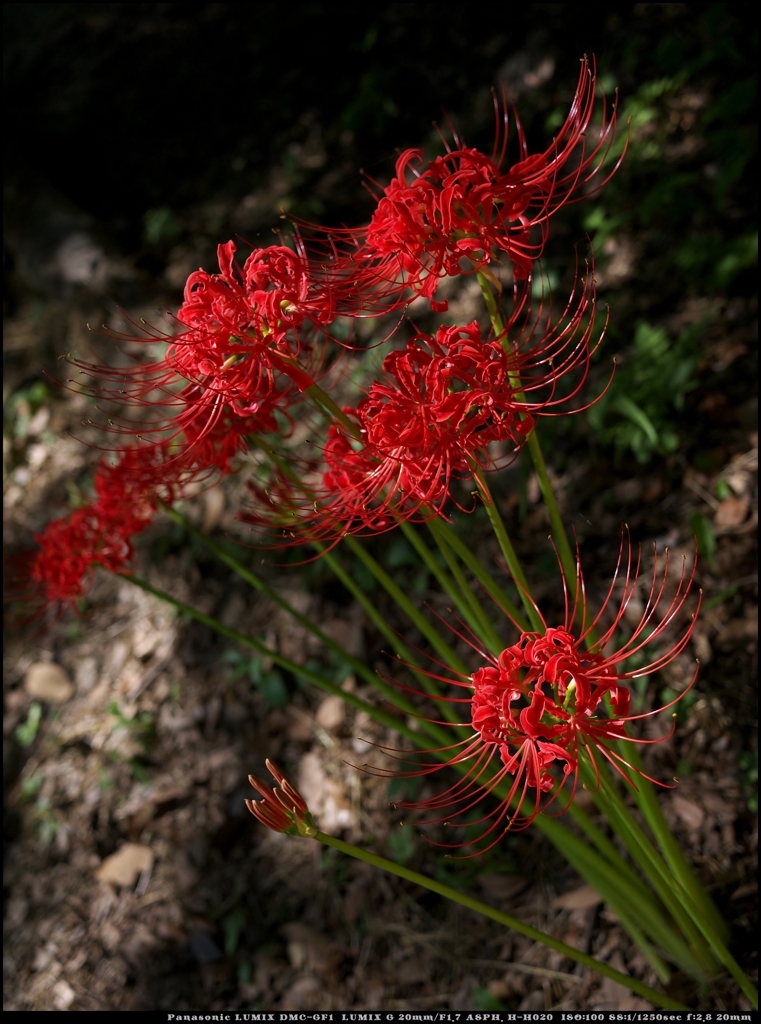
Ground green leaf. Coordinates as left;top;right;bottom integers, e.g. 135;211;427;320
350;559;377;594
715;232;758;289
613;394;659;445
715;478;732;501
19;773;44;801
688;511;717;573
255;669;289;708
223;907;247;956
143;206;181;245
386;825;417;866
15;703;42;748
470;987;506;1011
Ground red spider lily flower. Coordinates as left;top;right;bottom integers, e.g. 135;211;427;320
245;261;605;544
328;321;539;518
302;56;622;313
92;442;179;530
245;760;318;837
364;537;700;856
174;240;332;373
64;241;326;464
29;504;137;608
25;443;182;613
175;391;281;476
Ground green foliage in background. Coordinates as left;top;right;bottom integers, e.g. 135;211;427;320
223;648;289;708
573;24;757;465
15;702;43;748
588;321;701;463
4;380;50;442
688;511;718;574
738;751;758;815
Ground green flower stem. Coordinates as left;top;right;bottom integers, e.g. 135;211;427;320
317;535;707;973
514;790;703;980
472;274;710;966
587;758;757;1004
140;530;710;978
534;815;683;983
525;428;578;593
470;466;544;632
431;747;706;977
477;269;505;330
704;937;759;1009
122;544;719;984
313;830;689;1010
121;570;696;977
342;534;471;682
313;544;451;745
250;435;300;482
580;760;718;978
623;741;729;943
304;383;362;440
400;521;503;653
120;573;422;747
161;505;434;730
610;748;757;1007
477;271;578;606
564;800;660;905
426;517;530;632
265;347;361;441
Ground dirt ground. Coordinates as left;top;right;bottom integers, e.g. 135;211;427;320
3;285;758;1012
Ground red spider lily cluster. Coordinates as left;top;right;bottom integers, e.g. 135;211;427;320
304;58;621;314
15;59;704;859
66;239;322;467
26;444;178;609
364;539;700;854
247;256;605;540
25;60;617;608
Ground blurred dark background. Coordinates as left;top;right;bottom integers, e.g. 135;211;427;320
4;4;755;287
3;3;758;1013
4;3;757;461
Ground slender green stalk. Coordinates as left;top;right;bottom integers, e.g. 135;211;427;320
427;517;530;631
609;748;757;1006
122;523;731;986
580;761;718;977
268;347;362;441
315;831;689;1010
564;802;656;905
703;936;759;1008
535;816;682;982
119;568;703;978
304;383;362;439
471;274;716;969
400;521;502;652
314;544;452;745
525;428;578;590
249;433;300;481
161;505;452;745
470;466;544;632
342;535;470;679
121;573;422;746
623;742;729;943
477;269;506;331
477;270;578;603
316;543;427;674
580;757;759;1003
342;536;473;731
